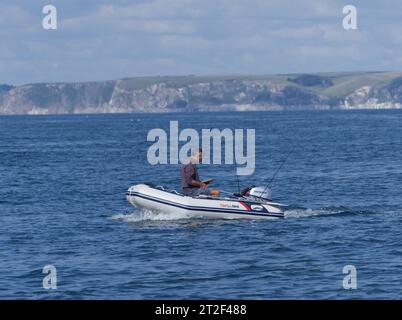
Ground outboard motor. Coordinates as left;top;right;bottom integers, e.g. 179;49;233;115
248;186;273;201
233;185;255;197
240;186;254;196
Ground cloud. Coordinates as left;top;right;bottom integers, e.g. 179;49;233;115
1;0;402;84
0;4;35;28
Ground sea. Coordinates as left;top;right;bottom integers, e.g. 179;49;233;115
0;110;401;299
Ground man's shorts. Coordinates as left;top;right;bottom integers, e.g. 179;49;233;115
183;187;212;197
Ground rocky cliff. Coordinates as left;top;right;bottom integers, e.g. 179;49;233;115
1;72;402;114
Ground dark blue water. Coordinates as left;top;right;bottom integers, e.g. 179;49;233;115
1;110;401;299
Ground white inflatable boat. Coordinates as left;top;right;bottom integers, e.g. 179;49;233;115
126;183;285;220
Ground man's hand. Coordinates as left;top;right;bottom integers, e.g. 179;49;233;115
202;178;213;185
191;179;208;189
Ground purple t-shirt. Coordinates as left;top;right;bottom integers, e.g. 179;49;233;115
181;163;199;191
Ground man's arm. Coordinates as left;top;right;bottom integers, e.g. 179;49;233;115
191;179;208;188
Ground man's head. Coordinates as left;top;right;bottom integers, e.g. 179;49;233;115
191;148;203;164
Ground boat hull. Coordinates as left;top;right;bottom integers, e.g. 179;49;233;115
126;184;284;220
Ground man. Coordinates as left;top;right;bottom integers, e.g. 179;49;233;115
181;149;220;197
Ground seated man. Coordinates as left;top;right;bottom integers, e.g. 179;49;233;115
181;149;220;197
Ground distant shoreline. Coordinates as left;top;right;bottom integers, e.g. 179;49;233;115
2;71;402;115
1;108;402;118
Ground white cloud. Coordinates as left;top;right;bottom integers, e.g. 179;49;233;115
1;0;402;84
0;4;35;28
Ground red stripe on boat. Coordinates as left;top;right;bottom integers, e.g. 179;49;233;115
239;202;251;211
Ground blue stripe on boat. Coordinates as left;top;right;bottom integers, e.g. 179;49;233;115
127;191;284;218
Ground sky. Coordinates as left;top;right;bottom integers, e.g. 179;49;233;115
1;0;402;85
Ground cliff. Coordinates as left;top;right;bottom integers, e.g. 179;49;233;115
1;72;402;114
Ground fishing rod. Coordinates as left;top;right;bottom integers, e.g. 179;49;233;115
262;143;297;195
235;172;241;195
232;162;241;195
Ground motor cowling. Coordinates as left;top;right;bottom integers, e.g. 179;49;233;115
248;186;273;201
